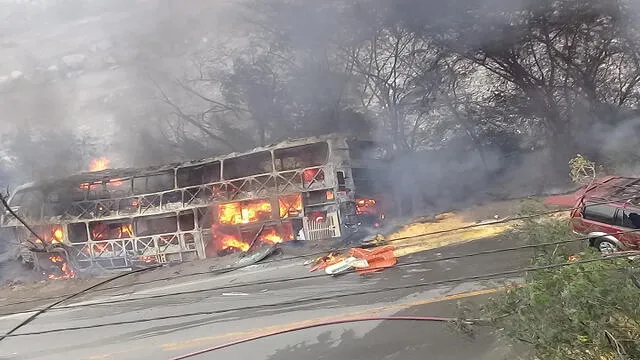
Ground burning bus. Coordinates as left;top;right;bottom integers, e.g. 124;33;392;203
0;134;391;274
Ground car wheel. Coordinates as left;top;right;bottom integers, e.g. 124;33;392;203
594;238;619;254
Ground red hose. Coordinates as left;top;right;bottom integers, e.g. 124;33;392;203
168;315;459;360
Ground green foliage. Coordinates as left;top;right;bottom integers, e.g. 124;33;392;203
517;198;550;217
485;218;640;359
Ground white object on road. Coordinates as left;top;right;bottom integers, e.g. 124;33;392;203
325;257;369;275
347;257;369;268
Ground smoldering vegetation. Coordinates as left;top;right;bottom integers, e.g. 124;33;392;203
0;0;639;214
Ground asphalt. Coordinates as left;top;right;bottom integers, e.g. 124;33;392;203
0;235;531;360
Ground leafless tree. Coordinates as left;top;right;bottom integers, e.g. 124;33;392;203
344;24;442;151
400;0;640;168
118;0;640;175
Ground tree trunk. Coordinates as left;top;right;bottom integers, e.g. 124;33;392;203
442;95;489;171
548;119;576;178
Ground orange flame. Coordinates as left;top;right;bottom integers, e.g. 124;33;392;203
278;194;303;218
32;225;64;244
91;222;133;241
260;227;284;244
47;255;76;280
212;197;299;255
139;255;157;264
51;226;63;244
356;198;378;214
79;177;123;191
213;226;287;254
302;168;323;183
118;224;133;238
79;181;92;190
218;199;273;225
89;157;110;172
220;234;250;252
106;177;124;187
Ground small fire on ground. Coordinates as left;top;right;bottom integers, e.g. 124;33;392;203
47;255;76;280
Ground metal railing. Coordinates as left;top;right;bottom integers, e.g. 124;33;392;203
304;212;341;241
68;229;205;269
2;165;335;226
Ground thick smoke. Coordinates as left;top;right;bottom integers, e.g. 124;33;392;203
2;0;639;285
583;116;640;175
0;0;638;210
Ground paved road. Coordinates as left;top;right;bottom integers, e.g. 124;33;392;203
0;236;529;360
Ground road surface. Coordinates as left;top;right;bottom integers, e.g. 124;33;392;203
0;236;529;360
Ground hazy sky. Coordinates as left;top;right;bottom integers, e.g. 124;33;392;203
0;1;239;167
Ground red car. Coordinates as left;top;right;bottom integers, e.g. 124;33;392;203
546;176;640;254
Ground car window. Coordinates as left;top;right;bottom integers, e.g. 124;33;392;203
583;203;617;225
621;210;640;229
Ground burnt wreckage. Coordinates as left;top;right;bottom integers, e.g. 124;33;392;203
0;135;391;274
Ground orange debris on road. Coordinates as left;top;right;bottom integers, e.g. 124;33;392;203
309;252;344;272
349;245;397;274
308;245;397;275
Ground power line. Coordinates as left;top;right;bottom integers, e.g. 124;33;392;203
0;263;161;343
381;192;634;243
1;188;627;298
14;227;636;314
76;192;640;286
0;247;345;309
0;193;46;250
0;189;632;330
2;195;638;311
3;252;635;337
5;224;640;316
